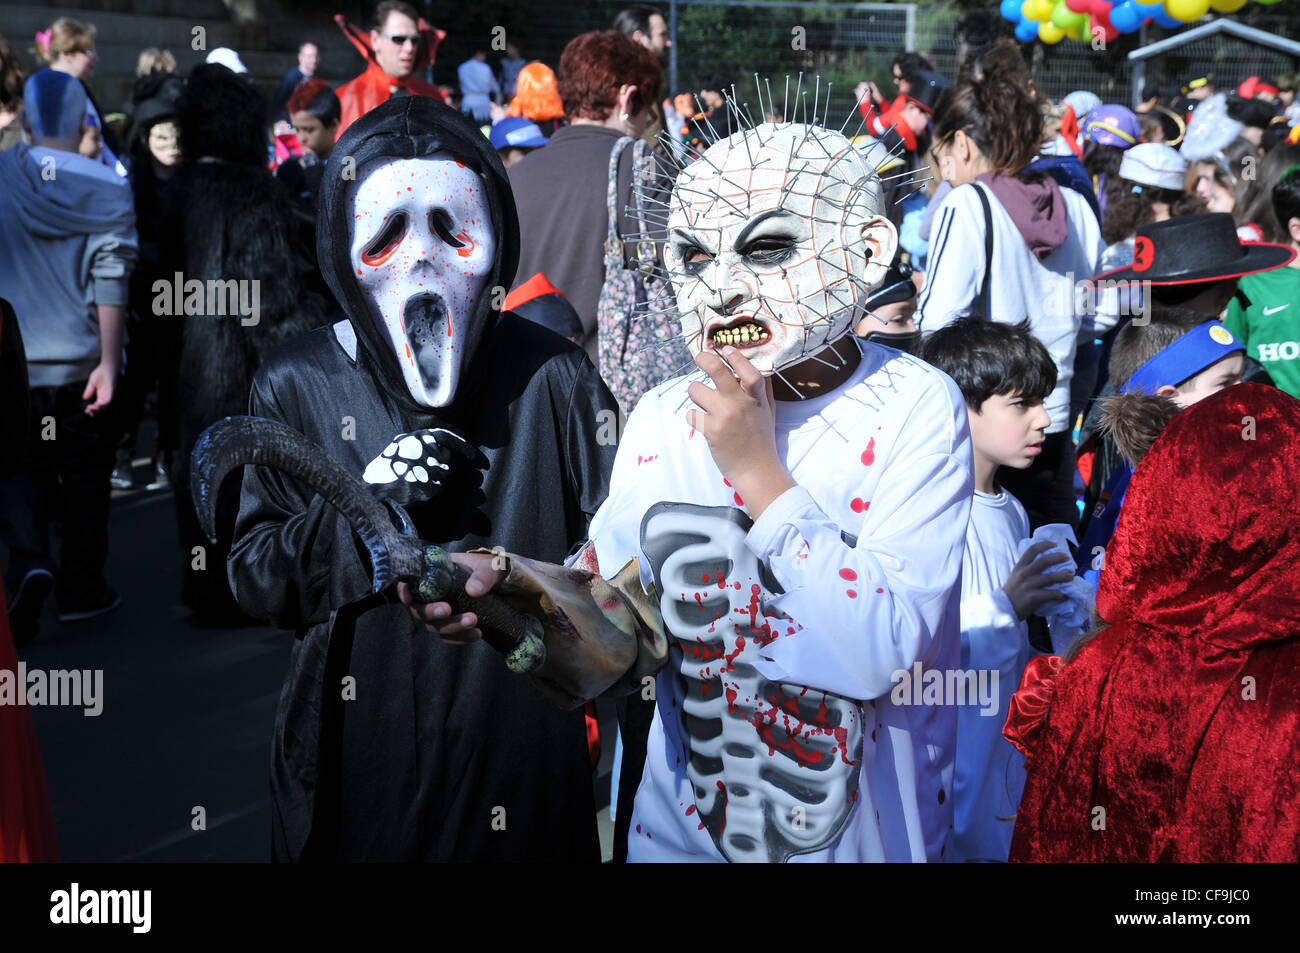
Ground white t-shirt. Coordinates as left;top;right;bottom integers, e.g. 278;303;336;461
587;339;974;862
951;488;1032;863
917;181;1105;433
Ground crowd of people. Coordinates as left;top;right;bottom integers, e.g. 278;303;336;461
1;0;1298;864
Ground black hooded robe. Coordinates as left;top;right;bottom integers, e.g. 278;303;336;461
227;97;618;861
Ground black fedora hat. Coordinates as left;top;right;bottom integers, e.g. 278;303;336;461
1093;213;1294;285
904;70;951;115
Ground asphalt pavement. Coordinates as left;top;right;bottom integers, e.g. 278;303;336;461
13;459;617;861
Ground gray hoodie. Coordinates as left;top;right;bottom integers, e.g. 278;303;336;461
0;143;137;387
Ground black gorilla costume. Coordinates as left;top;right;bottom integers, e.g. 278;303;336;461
227;96;619;860
160;65;331;618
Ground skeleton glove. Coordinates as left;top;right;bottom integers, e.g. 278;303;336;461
362;428;476;507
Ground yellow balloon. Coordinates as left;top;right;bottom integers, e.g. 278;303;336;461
1165;0;1212;21
1039;20;1067;43
1209;0;1247;10
1022;0;1054;21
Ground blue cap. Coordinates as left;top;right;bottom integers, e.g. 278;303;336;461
23;69;87;141
1123;321;1244;394
489;117;549;151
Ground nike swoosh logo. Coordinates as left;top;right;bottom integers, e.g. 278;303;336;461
1263;305;1290;315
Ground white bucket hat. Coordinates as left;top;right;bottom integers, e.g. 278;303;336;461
205;47;248;74
1119;142;1188;192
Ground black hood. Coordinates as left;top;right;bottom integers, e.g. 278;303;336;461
317;95;520;420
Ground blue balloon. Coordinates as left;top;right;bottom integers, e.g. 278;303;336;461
1001;0;1024;22
1015;16;1041;42
1110;1;1144;32
1151;6;1182;28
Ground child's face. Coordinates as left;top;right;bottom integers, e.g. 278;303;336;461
854;297;916;337
1170;352;1243;408
969;392;1051;472
292;110;337;158
147;121;181;167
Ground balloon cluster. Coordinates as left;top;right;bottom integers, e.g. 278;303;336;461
999;0;1280;45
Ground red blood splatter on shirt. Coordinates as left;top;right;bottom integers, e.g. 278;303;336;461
682;637;724;662
715;572;726;589
850;497;870;513
846;590;857;599
839;568;858;581
860;437;876;466
700;574;710;584
725;686;738;712
876;587;884;594
724;635;745;671
685;804;697;816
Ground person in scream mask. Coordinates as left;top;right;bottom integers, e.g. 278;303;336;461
420;117;974;862
227;95;619;861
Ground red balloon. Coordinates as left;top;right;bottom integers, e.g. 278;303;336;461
1091;3;1114;28
1065;0;1090;10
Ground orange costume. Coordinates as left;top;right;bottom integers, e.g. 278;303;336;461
333;13;446;137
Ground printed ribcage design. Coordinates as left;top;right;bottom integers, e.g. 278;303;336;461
642;504;862;863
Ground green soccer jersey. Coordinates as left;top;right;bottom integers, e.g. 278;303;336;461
1224;264;1300;398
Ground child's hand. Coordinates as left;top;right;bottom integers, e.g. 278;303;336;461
396;551;503;644
686;347;795;520
1001;540;1076;621
82;362;117;415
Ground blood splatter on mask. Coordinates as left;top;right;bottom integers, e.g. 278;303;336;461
663;123;897;375
349;155;497;408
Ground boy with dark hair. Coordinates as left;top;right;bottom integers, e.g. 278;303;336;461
1224;164;1300;398
920;317;1073;862
277;78;340;207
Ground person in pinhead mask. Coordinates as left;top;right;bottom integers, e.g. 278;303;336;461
227;96;618;861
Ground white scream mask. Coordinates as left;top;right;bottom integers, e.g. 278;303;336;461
665;123;897;374
349;155;497;407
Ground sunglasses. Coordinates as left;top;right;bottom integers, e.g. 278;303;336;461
381;33;421;48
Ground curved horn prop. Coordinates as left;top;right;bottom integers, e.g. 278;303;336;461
191;416;549;674
191;415;420;592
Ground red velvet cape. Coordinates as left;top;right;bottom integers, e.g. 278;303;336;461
0;576;59;862
1005;383;1300;862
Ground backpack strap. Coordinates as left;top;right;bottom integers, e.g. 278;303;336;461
974;181;995;318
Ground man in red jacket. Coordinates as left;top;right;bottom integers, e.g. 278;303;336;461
334;1;445;136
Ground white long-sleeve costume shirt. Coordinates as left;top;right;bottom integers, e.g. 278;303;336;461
917;181;1104;433
951;489;1032;863
587;341;973;862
